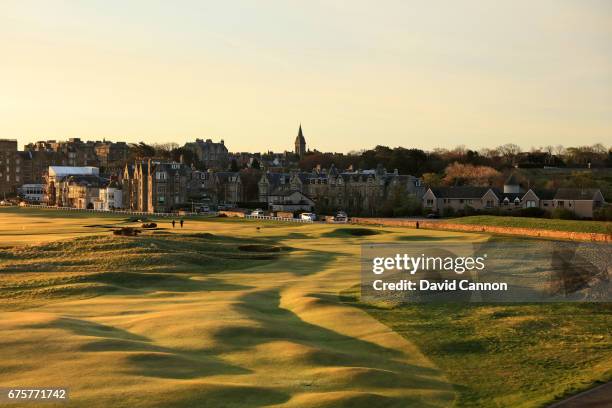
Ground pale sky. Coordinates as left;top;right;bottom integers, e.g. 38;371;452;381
1;0;611;153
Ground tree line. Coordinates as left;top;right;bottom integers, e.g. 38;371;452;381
299;143;612;176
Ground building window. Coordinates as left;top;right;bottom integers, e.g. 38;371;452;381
557;201;564;208
526;200;536;208
426;199;434;207
514;198;520;206
486;200;494;208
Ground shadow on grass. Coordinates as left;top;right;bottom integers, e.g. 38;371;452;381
241;249;338;277
213;290;451;392
395;235;462;241
25;316;252;380
321;227;386;238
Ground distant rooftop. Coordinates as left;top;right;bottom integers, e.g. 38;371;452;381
49;166;99;177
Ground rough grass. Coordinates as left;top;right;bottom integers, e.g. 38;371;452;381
342;284;612;408
449;215;612;234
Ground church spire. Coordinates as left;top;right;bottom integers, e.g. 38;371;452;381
294;123;306;158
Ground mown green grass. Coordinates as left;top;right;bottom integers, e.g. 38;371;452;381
342;284;612;407
449;215;611;234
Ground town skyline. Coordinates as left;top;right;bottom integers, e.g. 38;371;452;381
2;1;611;153
11;129;611;156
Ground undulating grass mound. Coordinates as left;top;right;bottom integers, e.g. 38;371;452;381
0;233;286;310
0;211;461;407
1;209;607;407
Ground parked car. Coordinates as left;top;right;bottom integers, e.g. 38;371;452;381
333;211;348;223
426;212;439;219
197;206;210;213
250;209;265;216
300;212;317;221
217;203;233;210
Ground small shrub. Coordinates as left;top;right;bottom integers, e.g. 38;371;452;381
593;206;612;221
463;205;478;216
551;208;576;220
518;207;547;218
238;244;283;252
113;227;141;236
443;207;456;217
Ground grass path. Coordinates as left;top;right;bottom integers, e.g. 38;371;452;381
0;208;486;407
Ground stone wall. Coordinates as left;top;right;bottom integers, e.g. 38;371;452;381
349;217;611;243
218;210;247;218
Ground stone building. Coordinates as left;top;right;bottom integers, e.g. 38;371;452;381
122;163;148;212
26;138;99;167
184;139;229;169
213;172;243;204
185;169;245;206
58;175;104;209
122;160;190;213
24;138;130;176
0;139;19;196
423;176;606;219
94;141;129;170
258;165;423;215
19;150;67;184
45;166;100;206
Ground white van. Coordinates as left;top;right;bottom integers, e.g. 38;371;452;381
334;211;348;223
250;209;265;216
300;212;317;221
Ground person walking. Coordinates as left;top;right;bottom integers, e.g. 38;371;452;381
180;219;184;228
172;220;176;228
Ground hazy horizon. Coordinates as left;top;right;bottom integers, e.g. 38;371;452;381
2;1;611;153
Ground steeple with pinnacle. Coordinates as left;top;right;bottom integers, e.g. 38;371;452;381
294;124;306;158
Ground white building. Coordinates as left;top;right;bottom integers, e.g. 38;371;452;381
94;181;123;211
48;166;99;179
18;184;44;202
